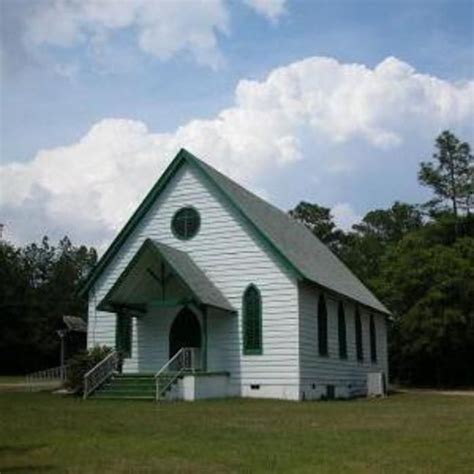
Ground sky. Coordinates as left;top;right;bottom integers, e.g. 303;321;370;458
1;0;473;250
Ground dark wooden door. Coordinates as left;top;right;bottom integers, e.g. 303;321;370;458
169;308;201;358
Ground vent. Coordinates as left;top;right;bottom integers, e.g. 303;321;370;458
326;385;335;400
250;384;260;390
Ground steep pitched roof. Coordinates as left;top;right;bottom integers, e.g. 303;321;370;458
80;148;389;315
98;239;234;313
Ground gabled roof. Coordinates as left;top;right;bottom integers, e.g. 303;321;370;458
98;239;234;313
80;148;389;315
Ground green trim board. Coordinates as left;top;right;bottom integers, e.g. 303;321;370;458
80;148;389;316
189;157;303;281
80;150;189;298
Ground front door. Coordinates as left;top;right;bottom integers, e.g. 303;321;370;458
169;307;201;358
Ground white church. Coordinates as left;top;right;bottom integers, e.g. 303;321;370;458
81;149;389;401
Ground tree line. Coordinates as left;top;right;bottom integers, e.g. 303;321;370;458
0;131;472;386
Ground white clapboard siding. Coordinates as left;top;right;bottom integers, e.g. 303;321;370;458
88;164;299;394
298;281;388;398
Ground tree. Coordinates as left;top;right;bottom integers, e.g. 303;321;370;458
374;224;474;386
336;202;423;287
418;131;473;218
0;237;97;374
353;202;423;242
289;202;345;251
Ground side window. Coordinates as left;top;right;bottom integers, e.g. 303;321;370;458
318;294;328;356
243;285;262;355
116;313;132;358
338;301;347;359
355;307;363;362
370;314;377;363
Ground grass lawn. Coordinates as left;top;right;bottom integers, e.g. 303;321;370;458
0;375;27;384
0;392;473;473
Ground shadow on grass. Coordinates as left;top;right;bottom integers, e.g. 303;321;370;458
0;445;47;455
0;445;57;472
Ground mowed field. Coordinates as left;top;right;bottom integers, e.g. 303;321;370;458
0;391;473;473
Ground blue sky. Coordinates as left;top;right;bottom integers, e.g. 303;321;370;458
1;0;473;247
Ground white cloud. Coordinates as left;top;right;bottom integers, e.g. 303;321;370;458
23;0;230;68
332;203;361;231
1;55;473;246
21;0;286;69
243;0;287;22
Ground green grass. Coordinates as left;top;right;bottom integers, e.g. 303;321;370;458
0;392;473;473
0;375;26;384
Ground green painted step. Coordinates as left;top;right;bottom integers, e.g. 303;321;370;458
89;372;183;401
91;373;156;401
92;394;155;400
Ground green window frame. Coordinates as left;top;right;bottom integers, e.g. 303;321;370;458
242;284;262;355
355;307;364;362
338;301;347;359
318;294;328;357
370;314;377;363
171;206;200;240
116;312;132;358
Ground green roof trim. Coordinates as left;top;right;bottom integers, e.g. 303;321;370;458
81;148;389;315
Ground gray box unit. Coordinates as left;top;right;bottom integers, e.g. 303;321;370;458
367;372;386;397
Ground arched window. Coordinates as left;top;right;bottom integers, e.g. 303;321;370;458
370;314;377;363
243;285;262;355
338;301;347;359
318;294;328;356
355;307;364;362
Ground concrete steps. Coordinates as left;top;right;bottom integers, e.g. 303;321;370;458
90;372;182;401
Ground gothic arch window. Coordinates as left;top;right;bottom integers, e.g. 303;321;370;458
242;284;262;355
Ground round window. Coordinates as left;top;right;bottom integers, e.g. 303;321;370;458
172;207;200;240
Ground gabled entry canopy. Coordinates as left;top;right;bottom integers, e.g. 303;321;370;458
97;239;234;314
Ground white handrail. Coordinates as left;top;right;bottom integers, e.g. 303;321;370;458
25;365;69;390
154;347;201;400
83;351;119;399
155;348;182;379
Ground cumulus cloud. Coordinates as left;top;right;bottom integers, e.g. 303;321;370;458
21;0;286;69
1;55;473;246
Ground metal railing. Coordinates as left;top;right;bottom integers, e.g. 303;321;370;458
25;365;69;391
83;351;119;399
155;347;201;400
